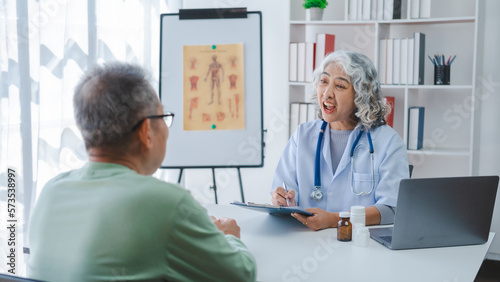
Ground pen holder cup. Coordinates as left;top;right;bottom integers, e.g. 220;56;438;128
434;65;450;85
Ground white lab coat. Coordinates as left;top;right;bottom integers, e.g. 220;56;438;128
272;119;409;212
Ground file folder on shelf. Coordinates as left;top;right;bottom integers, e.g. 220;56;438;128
408;106;425;150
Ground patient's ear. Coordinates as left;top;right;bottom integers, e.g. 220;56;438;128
136;119;154;149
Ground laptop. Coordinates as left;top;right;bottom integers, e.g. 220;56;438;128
370;176;499;250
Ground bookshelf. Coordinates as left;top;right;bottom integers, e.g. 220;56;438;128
288;0;484;178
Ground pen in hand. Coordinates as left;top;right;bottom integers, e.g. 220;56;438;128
282;182;291;206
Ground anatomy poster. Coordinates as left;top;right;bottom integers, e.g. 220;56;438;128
183;43;245;131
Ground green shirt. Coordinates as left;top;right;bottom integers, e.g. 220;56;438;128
27;162;256;281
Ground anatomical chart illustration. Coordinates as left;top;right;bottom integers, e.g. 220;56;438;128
183;43;245;131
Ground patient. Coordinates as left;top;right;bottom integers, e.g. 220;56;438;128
27;62;256;281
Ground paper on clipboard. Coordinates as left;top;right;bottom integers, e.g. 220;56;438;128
230;201;313;216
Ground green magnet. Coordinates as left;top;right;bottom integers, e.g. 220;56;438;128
212;45;216;49
211;124;216;129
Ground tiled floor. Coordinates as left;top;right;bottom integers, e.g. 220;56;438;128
475;259;500;282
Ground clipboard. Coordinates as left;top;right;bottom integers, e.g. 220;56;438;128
230;202;313;216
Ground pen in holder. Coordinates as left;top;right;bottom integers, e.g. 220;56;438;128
434;65;450;85
429;54;455;85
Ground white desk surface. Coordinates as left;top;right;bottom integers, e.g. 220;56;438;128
207;204;494;282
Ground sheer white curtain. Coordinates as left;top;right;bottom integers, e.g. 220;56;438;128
0;0;176;275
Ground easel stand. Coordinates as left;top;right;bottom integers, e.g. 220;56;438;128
177;167;245;204
159;8;264;204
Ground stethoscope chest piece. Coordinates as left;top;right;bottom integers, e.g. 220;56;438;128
310;187;323;202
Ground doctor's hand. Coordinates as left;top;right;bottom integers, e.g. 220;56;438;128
292;208;339;231
210;216;241;239
271;187;296;206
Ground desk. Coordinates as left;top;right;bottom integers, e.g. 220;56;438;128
207;204;494;282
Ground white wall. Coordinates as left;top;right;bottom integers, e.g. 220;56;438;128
171;0;290;206
478;0;500;259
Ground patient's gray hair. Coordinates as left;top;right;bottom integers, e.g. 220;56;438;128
73;62;159;150
311;50;390;129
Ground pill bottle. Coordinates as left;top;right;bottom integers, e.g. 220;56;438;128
350;206;366;226
350;206;366;242
354;226;370;247
337;212;352;242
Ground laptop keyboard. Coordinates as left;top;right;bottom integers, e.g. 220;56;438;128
380;235;393;244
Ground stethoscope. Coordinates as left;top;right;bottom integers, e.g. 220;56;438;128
310;120;376;202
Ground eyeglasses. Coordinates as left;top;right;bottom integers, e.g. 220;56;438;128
131;112;175;132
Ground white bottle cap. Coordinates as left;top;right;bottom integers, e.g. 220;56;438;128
354;227;370;247
339;211;350;218
356;226;369;234
350;206;366;215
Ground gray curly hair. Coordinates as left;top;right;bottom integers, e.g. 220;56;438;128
73;61;159;150
311;50;390;130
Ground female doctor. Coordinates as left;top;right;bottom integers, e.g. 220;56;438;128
271;50;409;231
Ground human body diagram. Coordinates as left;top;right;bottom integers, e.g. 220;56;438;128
204;55;224;105
182;43;245;131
